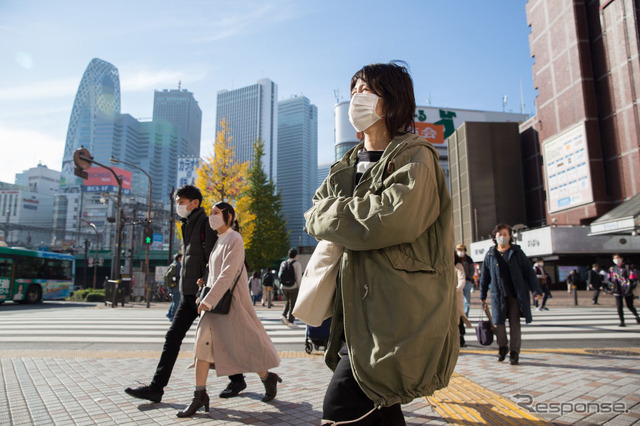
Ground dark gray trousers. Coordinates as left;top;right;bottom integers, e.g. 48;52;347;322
495;296;521;352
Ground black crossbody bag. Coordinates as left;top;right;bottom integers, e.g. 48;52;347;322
199;261;245;315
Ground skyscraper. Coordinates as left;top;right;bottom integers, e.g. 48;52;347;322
153;88;202;156
61;58;120;187
277;95;317;248
216;78;278;181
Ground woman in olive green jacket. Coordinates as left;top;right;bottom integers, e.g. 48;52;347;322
305;62;458;425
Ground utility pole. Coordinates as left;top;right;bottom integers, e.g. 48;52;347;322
84;239;89;288
168;187;175;264
73;147;123;282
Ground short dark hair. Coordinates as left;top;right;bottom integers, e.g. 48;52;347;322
491;223;513;245
175;185;203;205
174;253;182;261
592;263;599;268
288;248;298;259
350;61;416;138
613;253;622;258
536;257;544;262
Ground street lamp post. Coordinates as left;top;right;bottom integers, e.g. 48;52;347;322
110;157;153;308
73;148;123;282
88;223;100;289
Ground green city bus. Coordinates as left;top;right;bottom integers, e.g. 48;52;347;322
0;246;75;304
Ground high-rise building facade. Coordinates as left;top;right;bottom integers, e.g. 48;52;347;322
277;96;318;249
153;89;202;156
522;0;640;227
216;78;278;182
61;58;120;187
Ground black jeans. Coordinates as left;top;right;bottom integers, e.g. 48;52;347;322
151;295;243;389
534;284;550;308
615;295;639;324
322;355;405;425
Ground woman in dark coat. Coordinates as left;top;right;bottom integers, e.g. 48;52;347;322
479;223;541;365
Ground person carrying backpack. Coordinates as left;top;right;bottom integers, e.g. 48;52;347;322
261;269;275;308
278;248;302;327
165;253;183;321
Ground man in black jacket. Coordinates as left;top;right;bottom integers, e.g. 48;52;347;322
124;185;248;402
587;263;604;304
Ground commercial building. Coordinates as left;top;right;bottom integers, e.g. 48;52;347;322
60;58;120;188
153;88;202;157
277;96;318;249
216;78;278;182
15;164;61;196
0;187;54;248
467;0;640;285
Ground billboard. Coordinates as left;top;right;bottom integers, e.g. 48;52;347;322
543;122;593;213
83;167;132;194
177;156;200;188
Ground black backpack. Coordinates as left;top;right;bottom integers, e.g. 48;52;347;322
280;260;296;287
262;272;274;287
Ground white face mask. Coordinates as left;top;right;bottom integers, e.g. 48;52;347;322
614;258;623;266
348;92;383;132
176;204;190;218
456;250;465;258
496;235;510;246
209;213;225;231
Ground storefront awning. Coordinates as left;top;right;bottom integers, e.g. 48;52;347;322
589;193;640;236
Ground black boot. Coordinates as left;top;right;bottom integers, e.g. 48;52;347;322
125;384;163;403
219;377;247;398
497;346;508;362
261;372;282;402
510;351;519;365
177;389;210;418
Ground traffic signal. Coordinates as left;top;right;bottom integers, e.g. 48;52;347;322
143;227;153;245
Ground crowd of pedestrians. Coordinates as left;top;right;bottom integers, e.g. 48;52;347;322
121;61;637;424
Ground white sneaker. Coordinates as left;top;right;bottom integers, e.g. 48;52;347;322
535;307;542;311
287;321;296;328
280;316;288;326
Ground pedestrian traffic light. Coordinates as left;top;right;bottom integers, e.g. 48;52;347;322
143;227;153;245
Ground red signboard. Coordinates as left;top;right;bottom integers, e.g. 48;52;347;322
415;123;445;144
83;167;132;192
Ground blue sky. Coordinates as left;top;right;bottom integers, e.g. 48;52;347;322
0;0;535;184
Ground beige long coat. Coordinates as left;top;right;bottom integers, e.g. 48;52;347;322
195;228;280;376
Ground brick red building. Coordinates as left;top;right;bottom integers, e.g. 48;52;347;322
521;0;640;228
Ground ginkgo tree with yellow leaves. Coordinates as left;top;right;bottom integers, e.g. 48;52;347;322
194;118;255;239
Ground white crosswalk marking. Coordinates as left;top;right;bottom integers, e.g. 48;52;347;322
0;307;310;346
466;307;640;342
0;305;637;348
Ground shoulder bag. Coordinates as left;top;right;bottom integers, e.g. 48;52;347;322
200;260;245;315
293;240;342;326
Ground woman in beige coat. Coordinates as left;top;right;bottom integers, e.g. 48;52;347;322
177;202;281;418
455;251;472;347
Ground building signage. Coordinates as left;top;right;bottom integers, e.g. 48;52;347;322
83;167;132;194
177;157;200;188
543;122;593;213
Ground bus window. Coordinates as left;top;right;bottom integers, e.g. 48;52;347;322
0;258;12;277
15;257;41;280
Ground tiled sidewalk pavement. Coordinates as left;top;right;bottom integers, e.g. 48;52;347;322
1;351;444;425
2;348;638;425
454;348;640;425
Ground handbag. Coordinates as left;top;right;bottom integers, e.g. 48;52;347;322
475;304;494;346
200;261;245;315
292;240;342;326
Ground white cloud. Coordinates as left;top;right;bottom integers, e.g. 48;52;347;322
0;123;64;183
0;78;79;102
120;69;186;92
